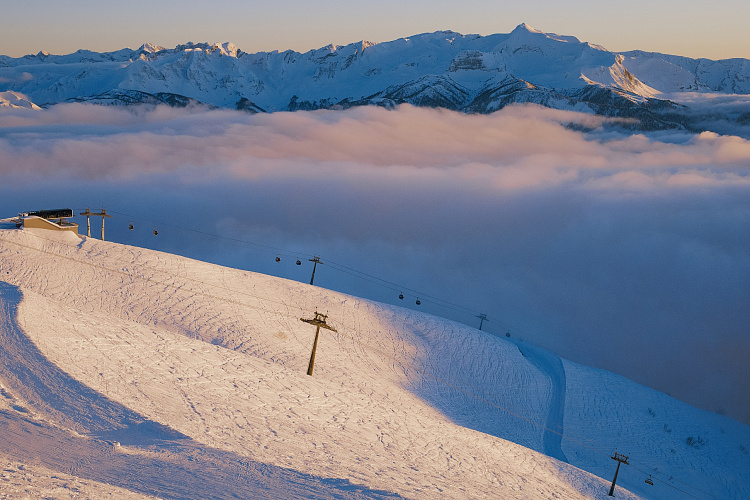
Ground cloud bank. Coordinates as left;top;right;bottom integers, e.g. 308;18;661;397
1;103;749;424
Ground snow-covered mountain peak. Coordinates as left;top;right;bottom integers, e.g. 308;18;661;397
0;90;41;110
322;43;340;53
509;22;582;45
210;42;240;57
1;26;748;131
515;22;543;34
360;39;377;51
435;29;464;40
137;43;165;54
174;42;213;53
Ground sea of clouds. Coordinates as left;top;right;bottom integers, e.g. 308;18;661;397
1;101;749;424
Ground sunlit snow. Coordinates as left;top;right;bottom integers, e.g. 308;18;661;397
1;226;748;499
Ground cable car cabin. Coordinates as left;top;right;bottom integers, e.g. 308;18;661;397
18;208;79;235
645;476;654;485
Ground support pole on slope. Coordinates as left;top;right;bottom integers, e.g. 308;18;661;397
309;256;321;285
477;313;488;331
80;208;92;238
608;452;629;496
300;312;336;376
80;208;111;240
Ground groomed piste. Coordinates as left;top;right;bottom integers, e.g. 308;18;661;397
1;226;748;499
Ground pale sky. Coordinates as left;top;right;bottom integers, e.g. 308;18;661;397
2;0;749;60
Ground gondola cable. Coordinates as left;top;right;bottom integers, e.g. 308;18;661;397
0;232;718;500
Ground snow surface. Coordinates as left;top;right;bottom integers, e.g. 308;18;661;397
0;91;41;110
0;455;154;499
1;23;745;113
1;226;748;499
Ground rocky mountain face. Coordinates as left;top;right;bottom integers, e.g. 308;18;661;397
1;24;749;131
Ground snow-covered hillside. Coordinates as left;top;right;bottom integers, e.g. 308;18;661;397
0;90;41;110
1;226;748;499
1;24;749;131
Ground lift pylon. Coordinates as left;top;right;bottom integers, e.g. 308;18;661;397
608;452;629;496
80;208;112;240
300;312;336;376
309;256;321;285
477;313;488;331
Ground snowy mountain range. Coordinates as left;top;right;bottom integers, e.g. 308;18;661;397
2;23;750;131
1;223;749;499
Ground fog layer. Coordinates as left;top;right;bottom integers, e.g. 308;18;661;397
2;103;748;424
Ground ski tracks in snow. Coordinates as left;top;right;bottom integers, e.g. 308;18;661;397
0;281;401;499
511;340;568;463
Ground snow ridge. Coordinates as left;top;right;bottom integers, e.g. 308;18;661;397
1;24;748;131
0;90;41;110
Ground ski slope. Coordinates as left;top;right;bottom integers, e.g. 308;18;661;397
1;226;748;499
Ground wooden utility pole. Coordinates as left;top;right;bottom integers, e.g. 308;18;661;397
300;312;336;376
80;208;111;240
309;256;321;285
477;313;488;331
608;452;629;496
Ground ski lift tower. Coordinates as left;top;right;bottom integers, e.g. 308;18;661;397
309;256;322;285
300;312;336;376
477;313;488;331
608;452;629;496
80;208;111;240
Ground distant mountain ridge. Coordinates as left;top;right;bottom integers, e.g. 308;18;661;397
1;23;749;131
